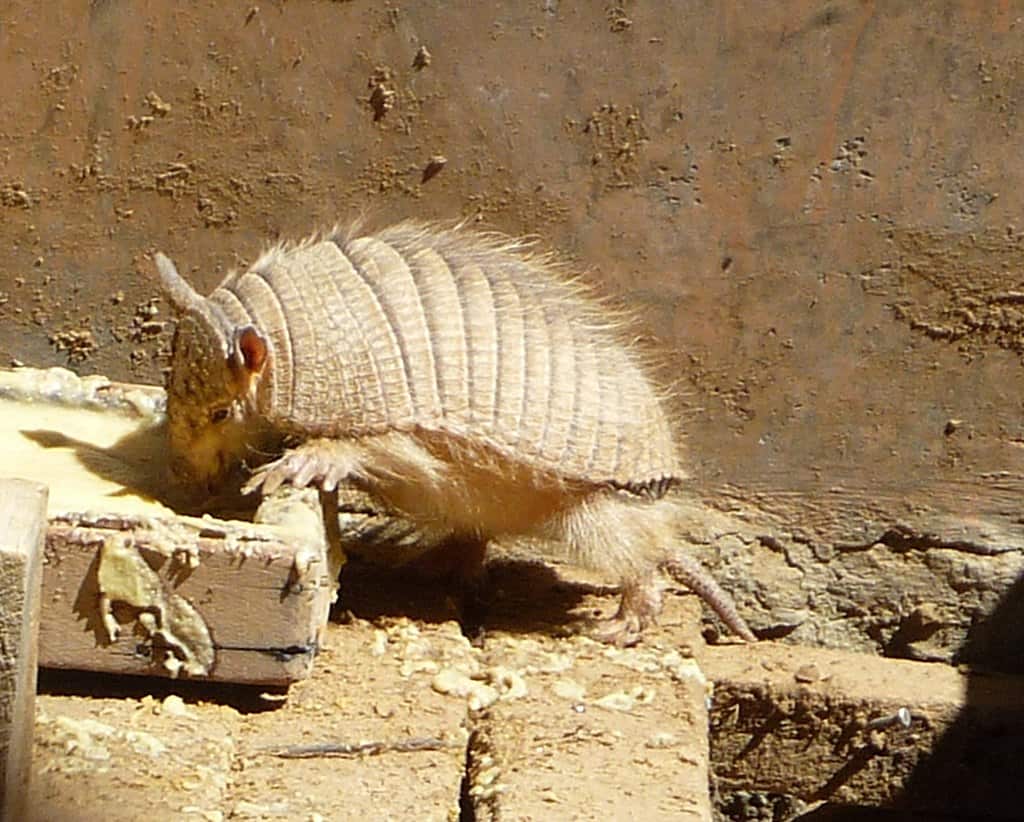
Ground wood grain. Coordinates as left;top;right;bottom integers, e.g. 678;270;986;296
0;478;48;822
39;510;333;686
0;368;334;686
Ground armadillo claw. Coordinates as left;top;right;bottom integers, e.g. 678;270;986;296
291;455;321;488
243;452;320;495
589;615;644;648
242;440;362;496
589;577;660;647
242;459;287;495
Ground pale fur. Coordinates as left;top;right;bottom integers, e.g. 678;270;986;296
241;425;756;641
158;220;755;642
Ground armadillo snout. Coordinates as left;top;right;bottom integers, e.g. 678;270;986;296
165;442;222;493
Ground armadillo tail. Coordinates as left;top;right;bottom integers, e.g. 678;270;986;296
662;554;757;642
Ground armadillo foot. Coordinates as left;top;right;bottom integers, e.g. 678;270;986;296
243;439;364;496
589;575;663;647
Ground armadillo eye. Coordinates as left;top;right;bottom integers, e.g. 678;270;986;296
210;407;231;424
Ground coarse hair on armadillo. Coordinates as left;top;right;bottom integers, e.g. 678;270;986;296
185;219;688;494
156;220;756;642
245;219;682;406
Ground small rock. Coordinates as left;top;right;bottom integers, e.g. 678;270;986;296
232;800;290;818
370;629;388;656
487;666;527;700
422;154;447;183
160;694;190;717
412;44;432;70
145;90;172;116
646;731;679;749
432;668;499;711
594;685;655;712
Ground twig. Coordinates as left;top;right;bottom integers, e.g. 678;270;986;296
267;736;460;759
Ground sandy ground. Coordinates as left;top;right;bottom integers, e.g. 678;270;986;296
30;559;721;821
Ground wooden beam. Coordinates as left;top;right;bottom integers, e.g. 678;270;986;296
0;478;48;822
39;506;334;686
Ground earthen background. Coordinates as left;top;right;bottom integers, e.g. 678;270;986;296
5;1;1024;544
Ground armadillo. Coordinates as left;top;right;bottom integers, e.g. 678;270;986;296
154;221;755;644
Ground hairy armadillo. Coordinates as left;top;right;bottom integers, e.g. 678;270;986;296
155;221;755;644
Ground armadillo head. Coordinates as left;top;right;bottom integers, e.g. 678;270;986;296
155;252;271;493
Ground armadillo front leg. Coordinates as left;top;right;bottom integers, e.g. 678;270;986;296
243;430;450;499
243;438;372;495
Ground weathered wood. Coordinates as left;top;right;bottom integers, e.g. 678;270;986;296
29;616;471;822
701;643;1024;820
0;478;48;822
39;508;333;686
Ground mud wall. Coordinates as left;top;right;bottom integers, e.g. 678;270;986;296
3;2;1024;657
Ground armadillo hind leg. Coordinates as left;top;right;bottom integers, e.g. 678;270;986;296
421;534;491;642
589;570;664;647
553;491;671;644
553;490;755;643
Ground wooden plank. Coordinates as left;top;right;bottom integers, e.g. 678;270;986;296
30;566;477;821
0;478;48;822
39;508;333;686
701;642;1024;820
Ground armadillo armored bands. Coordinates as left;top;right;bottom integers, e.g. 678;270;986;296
154;221;755;644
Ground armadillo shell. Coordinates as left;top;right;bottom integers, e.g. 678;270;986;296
207;222;682;488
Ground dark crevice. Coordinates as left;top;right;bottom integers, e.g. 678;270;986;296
214;642;318;662
458;727;478;822
835;524;1013;557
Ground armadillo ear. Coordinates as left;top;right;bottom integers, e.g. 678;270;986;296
154;252;204;311
233;326;268;377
